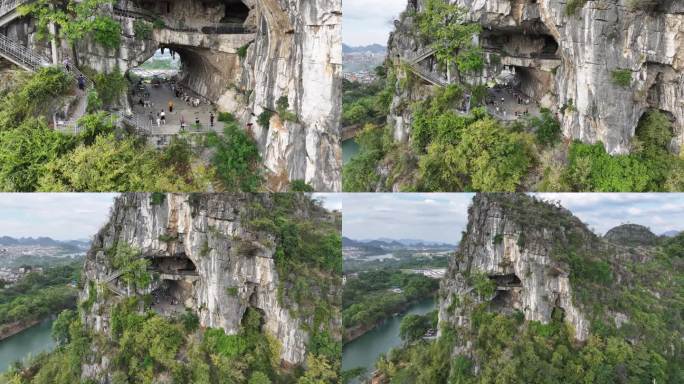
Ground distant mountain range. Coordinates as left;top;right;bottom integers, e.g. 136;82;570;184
343;237;455;249
0;236;90;250
661;230;682;237
342;43;386;54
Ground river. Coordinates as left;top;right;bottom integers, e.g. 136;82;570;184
342;139;360;165
0;318;56;373
342;297;436;383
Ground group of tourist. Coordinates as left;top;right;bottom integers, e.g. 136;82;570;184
485;84;533;119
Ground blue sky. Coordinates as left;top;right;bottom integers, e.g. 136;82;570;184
0;193;118;241
343;0;406;46
342;193;684;244
0;194;340;242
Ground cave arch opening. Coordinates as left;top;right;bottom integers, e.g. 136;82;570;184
125;46;227;147
148;253;199;316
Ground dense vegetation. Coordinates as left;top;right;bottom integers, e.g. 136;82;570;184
342;75;682;192
20;0;121;49
0;68;270;191
370;201;683;383
342;270;438;337
0;262;80;330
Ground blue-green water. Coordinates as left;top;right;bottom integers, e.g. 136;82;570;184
342;297;436;383
0;318;56;373
342;139;360;165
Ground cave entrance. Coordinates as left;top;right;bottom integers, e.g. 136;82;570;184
488;274;522;314
221;0;250;23
125;47;224;148
241;294;266;333
485;66;544;121
149;254;199;316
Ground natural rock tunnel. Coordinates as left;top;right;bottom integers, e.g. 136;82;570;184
147;254;199;316
488;273;523;314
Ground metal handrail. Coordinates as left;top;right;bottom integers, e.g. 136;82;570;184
113;4;254;35
0;0;27;18
402;58;448;87
0;33;50;71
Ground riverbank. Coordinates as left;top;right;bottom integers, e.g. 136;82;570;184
0;319;42;341
0;318;57;373
342;297;436;384
343;292;437;343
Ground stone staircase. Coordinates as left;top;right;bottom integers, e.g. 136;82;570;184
54;66;93;134
0;33;50;71
402;47;449;87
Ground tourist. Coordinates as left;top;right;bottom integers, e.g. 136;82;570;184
77;74;85;91
168;100;174;113
209;112;215;127
195;117;200;128
63;58;71;72
138;98;144;107
148;112;155;126
160;109;166;125
156;117;161;127
180;114;186;130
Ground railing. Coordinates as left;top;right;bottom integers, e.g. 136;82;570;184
0;33;50;71
0;0;28;20
201;23;256;35
113;4;254;35
406;46;436;64
404;59;448;87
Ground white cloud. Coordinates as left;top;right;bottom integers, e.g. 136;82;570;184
343;0;406;46
343;193;684;244
0;193;117;240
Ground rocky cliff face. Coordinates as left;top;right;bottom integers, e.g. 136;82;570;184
5;0;341;191
80;193;339;370
438;194;595;354
387;0;683;155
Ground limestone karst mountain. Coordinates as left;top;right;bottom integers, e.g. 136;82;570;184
0;0;341;191
2;193;342;383
388;0;682;154
371;193;682;383
342;0;683;192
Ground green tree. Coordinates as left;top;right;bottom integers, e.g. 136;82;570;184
205;121;263;191
52;309;77;345
417;0;482;69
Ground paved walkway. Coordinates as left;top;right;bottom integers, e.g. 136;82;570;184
485;85;541;121
129;79;224;148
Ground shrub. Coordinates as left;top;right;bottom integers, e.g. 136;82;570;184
90;16;122;49
152;18;165;29
226;287;238;297
86;90;102;113
217;112;237;124
529;108;561;147
150;192;165;205
257;110;274;129
93;70;127;106
565;0;587;15
133;20;153;40
342;124;389;191
237;43;251;59
205;120;263;191
611;69;632;87
290;180;314;192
